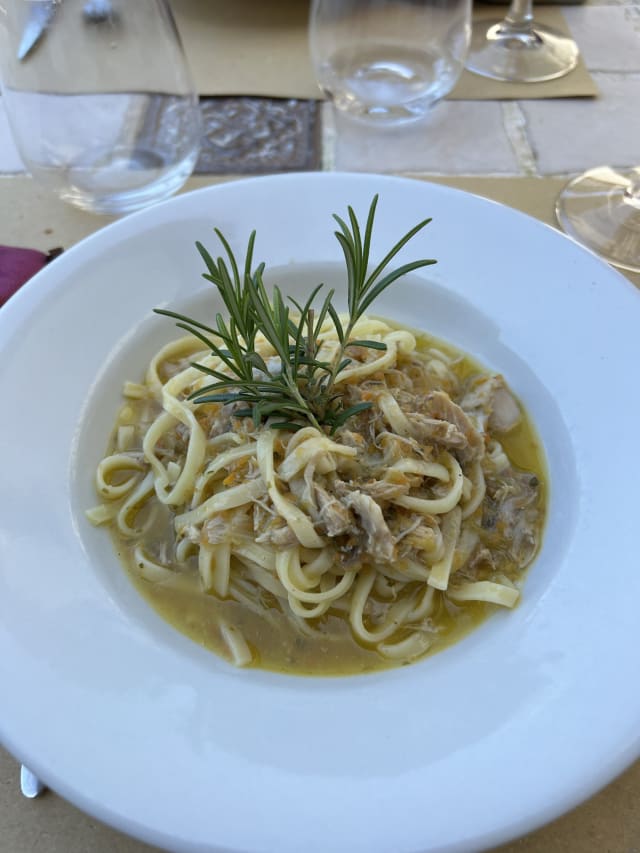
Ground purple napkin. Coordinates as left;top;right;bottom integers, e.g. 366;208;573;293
0;245;63;308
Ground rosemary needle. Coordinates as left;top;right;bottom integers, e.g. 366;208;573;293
155;196;436;433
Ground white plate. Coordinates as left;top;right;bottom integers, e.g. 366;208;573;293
1;173;639;853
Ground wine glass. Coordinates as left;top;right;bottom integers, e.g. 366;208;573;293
0;0;202;215
465;0;579;83
555;167;640;274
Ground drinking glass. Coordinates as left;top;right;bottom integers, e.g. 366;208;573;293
0;0;202;215
555;167;640;274
309;0;471;124
465;0;578;83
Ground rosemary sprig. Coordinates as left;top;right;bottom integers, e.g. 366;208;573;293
155;196;436;433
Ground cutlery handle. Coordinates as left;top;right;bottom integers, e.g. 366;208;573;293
20;765;47;798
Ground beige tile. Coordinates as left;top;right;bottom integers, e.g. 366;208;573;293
564;6;640;71
329;100;521;175
520;73;640;174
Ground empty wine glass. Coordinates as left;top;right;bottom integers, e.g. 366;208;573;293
555;167;640;274
309;0;471;124
0;0;202;215
466;0;579;83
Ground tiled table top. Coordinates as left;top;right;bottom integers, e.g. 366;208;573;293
1;1;640;179
325;1;640;176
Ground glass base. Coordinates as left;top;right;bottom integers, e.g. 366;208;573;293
29;147;199;216
466;19;579;83
319;44;461;126
555;167;640;274
329;94;435;126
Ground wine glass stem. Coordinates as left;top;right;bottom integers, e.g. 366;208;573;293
503;0;534;32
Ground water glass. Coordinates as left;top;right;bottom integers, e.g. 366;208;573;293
0;0;202;215
309;0;471;124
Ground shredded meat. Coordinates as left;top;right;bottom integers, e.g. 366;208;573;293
335;430;366;451
461;375;522;434
207;405;235;438
409;413;469;451
358;480;410;502
482;472;540;566
425;390;484;460
202;509;251;545
375;431;427;464
340;490;396;562
313;485;354;537
464;545;497;576
162;331;541;584
255;519;299;548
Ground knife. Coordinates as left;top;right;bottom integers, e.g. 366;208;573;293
17;1;58;62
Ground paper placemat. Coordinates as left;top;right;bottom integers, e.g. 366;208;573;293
0;172;638;852
170;0;598;100
450;6;598;99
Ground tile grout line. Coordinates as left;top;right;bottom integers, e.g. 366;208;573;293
319;102;337;171
501;102;538;177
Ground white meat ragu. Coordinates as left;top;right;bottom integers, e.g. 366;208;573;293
482;472;540;566
376;431;427;464
326;375;538;574
409;413;470;453
255;521;299;548
490;388;521;433
339;490;396;563
314;484;354;537
191;363;539;581
425;390;485;460
357;479;410;502
461;375;522;434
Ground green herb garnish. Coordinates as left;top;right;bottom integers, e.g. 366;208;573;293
155;196;436;433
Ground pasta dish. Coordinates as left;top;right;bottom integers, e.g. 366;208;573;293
88;318;544;672
87;199;545;674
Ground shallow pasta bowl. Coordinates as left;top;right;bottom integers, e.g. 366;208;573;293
0;172;639;853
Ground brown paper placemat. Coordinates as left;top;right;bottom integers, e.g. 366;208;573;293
450;6;598;99
171;1;597;101
0;172;638;852
171;0;316;98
